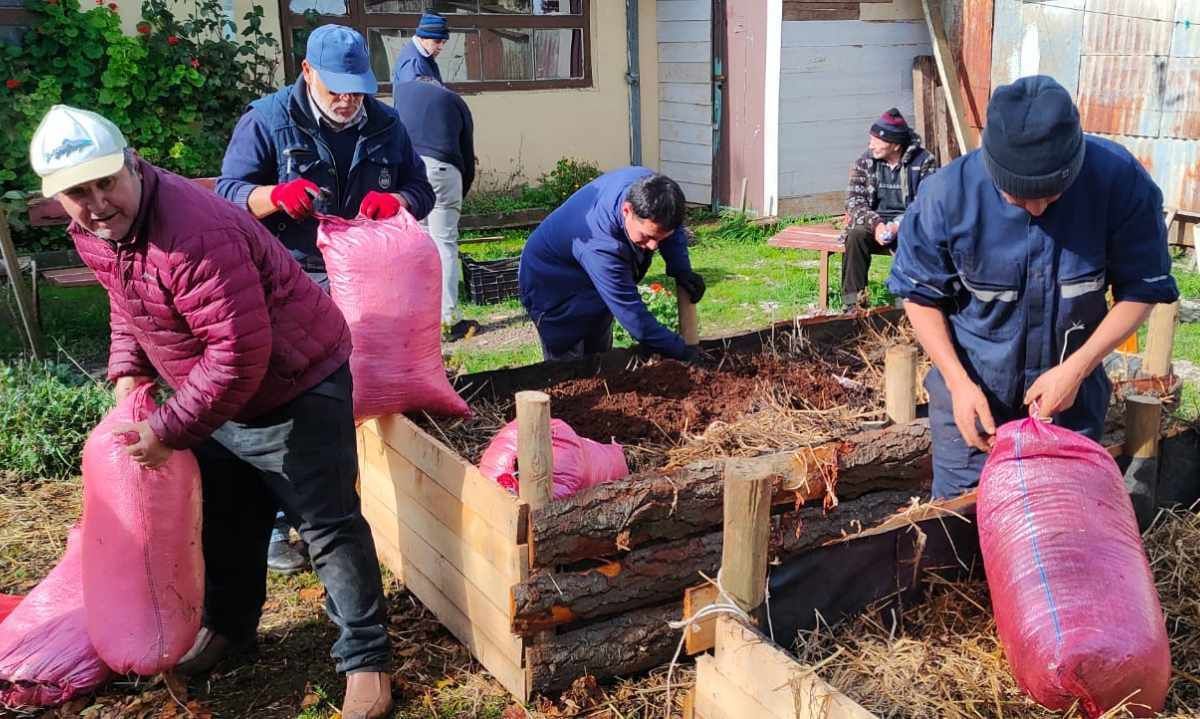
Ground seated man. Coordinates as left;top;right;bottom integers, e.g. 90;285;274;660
31;105;393;719
518;167;705;361
841;108;938;310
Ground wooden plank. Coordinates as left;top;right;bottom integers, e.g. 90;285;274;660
713;617;876;719
360;465;518;620
660;101;712;125
662;139;715;164
783;2;860;22
657;0;711;22
933;92;952;166
657;20;710;43
42;266;99;287
360;489;523;660
921;0;977;152
683;584;719;654
659;61;712;84
661;121;714;145
369;525;529;702
659;41;712;63
661;160;714;185
0;209;41;358
360;429;526;584
693;655;785;719
368;417;522;543
721;460;772;614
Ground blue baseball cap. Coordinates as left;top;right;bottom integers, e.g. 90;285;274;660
306;25;378;95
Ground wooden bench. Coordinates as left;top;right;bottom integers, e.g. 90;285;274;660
766;222;844;310
1164;206;1200;272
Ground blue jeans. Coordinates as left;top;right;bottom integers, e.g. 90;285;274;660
193;363;390;674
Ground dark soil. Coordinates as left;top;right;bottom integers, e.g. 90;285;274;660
545;354;872;447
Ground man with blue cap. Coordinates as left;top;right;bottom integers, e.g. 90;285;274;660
218;24;434;288
391;12;448;85
888;75;1179;500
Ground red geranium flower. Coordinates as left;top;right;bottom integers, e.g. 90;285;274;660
190;57;200;69
107;1;117;8
94;0;102;5
136;21;150;34
5;79;19;90
167;35;179;45
649;282;664;293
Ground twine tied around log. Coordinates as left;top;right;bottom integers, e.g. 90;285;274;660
662;568;775;717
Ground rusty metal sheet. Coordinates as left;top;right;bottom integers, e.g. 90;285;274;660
1099;134;1200;210
1077;54;1166;137
1082;0;1174;55
990;0;1084;93
1170;0;1200;57
1162;58;1200;139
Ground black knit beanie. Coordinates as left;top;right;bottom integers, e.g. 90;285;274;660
982;75;1085;199
870;108;912;146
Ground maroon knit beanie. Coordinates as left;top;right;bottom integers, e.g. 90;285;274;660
870;108;912;146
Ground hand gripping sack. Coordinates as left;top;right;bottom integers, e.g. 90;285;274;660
81;384;204;675
479;419;629;500
978;418;1170;717
316;212;470;420
0;528;110;708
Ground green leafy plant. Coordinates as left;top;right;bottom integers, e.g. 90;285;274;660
613;282;680;346
0;359;112;480
528;156;600;207
463;157;601;217
0;0;279;252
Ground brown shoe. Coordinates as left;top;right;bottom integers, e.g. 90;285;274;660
174;627;256;676
341;671;394;719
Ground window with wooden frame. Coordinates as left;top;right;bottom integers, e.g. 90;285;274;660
279;0;590;94
0;0;35;47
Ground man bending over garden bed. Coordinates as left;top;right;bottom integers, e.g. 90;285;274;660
30;105;395;719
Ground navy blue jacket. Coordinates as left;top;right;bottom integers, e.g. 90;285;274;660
391;40;442;86
518;167;694;359
216;77;435;262
392;80;475;194
887;136;1179;431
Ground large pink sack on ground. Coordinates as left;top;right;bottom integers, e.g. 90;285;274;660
978;417;1170;718
81;384;204;675
317;212;470;421
479;418;629;500
0;528;111;708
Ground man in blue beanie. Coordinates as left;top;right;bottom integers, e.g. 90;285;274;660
391;12;448;85
887;75;1179;499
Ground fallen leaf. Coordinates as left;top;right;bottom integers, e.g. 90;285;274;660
299;585;325;602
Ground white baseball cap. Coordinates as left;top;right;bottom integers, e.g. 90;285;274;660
30;105;128;197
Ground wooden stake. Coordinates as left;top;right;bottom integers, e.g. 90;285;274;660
0;208;41;358
1125;394;1162;460
1143;301;1179;378
516;391;553;510
921;0;977;152
678;288;700;346
738;177;749;214
885;344;918;425
719;459;772;616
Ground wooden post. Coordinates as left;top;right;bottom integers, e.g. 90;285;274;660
1125;394;1162;460
1143;301;1179;378
885;344;918;425
678;288;700;345
921;0;977;152
719;459;772;616
516;391;554;510
0;208;41;358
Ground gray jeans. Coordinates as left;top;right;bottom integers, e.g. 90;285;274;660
420;156;464;324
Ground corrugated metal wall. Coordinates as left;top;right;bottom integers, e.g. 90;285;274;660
657;0;714;203
993;0;1200;208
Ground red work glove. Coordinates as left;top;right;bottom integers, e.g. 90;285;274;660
359;191;403;220
270;178;320;219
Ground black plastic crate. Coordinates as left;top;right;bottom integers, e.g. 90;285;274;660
461;255;520;304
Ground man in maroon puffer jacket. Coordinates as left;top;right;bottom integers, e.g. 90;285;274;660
30;105;394;719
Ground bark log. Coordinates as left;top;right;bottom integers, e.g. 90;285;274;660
525;603;681;695
512;489;918;634
530;422;931;567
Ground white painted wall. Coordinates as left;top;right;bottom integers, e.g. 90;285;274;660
657;0;713;203
776;19;931;201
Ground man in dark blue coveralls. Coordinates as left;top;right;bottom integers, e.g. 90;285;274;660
887;75;1180;499
518;167;706;361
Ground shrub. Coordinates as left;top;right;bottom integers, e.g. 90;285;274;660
528;157;601;208
0;359;112;480
0;0;279;251
613;282;680;347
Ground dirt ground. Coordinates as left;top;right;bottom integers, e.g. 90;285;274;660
0;479;693;719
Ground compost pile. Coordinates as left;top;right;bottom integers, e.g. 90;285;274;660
421;319;921;472
793;509;1200;718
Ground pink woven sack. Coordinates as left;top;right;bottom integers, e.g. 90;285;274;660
978;417;1170;717
479;418;629;500
81;384;204;675
317;212;469;421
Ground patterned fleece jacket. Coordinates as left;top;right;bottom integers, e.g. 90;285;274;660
844;134;939;234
